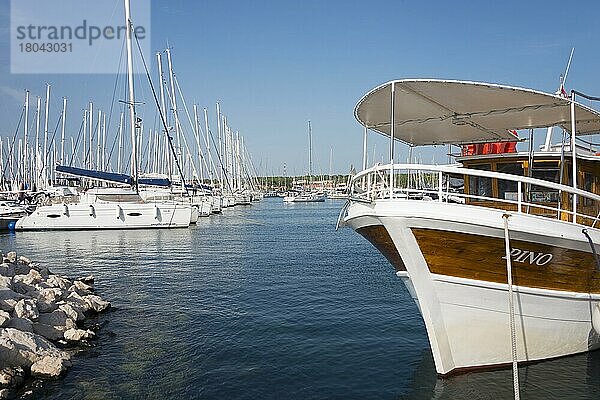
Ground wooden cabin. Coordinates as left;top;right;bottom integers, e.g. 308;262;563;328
456;150;600;225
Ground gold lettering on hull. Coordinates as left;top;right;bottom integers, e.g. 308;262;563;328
411;228;600;294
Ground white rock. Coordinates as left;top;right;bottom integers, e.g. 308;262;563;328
45;275;71;290
0;311;9;328
0;277;10;290
58;303;83;322
72;280;93;294
11;271;42;296
30;355;70;378
17;256;31;266
13;299;38;322
63;328;94;342
83;295;110;313
20;270;42;286
5;253;16;264
0;328;69;368
77;275;95;285
37;288;63;304
65;292;91;313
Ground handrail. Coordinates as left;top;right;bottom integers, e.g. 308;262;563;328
351;163;600;203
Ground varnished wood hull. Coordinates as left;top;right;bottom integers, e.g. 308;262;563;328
412;228;600;294
345;199;600;375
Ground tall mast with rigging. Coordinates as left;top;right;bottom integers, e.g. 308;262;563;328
124;0;138;192
308;120;313;190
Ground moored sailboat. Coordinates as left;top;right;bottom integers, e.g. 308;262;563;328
15;0;191;230
284;121;326;203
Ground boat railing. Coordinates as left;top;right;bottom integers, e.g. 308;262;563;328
349;163;600;227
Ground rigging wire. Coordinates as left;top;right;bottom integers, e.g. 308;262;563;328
1;106;25;184
132;26;188;194
68;117;86;167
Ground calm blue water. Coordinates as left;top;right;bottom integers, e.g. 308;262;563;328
1;198;599;399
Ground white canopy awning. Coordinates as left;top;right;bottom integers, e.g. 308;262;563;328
354;79;600;146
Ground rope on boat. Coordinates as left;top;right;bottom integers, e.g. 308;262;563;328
502;214;520;400
582;229;600;271
335;200;350;231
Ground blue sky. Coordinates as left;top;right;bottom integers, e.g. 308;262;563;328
1;0;600;176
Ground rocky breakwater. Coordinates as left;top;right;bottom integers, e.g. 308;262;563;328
0;251;110;398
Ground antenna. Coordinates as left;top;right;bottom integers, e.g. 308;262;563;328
544;48;575;151
561;47;575;90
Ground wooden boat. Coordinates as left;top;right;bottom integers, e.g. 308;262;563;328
341;79;600;375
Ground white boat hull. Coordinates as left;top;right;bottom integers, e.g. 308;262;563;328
210;196;222;214
345;200;600;375
16;202;191;230
283;194;326;203
190;205;199;224
190;196;212;217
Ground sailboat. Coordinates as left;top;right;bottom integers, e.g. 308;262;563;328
283;121;325;203
15;0;191;230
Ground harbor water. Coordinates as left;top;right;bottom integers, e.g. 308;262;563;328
1;199;599;399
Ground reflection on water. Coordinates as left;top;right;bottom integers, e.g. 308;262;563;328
0;200;598;399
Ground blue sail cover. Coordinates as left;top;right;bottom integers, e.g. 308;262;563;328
55;165;172;187
139;177;172;187
56;165;132;185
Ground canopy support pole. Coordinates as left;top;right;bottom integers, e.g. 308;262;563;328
362;125;368;171
570;91;577;223
389;82;395;199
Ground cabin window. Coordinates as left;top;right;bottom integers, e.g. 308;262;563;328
530;161;560;203
582;172;594;206
468;164;492;198
496;163;524;201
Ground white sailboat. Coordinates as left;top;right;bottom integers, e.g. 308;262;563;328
16;0;191;230
284;121;325;203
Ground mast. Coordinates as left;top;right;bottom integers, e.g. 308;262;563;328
102;111;107;170
203;107;214;186
329;146;333;185
165;48;181;160
82;109;87;169
216;102;223;190
43;84;50;186
308;120;312;190
117;111;124;173
96;109;101;169
193;104;204;184
124;0;138;192
35;96;41;188
60;97;66;165
156;51;172;181
88;102;93;169
23;91;29;187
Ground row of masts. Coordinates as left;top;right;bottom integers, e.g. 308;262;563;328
2;81;260;196
2;0;259;197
